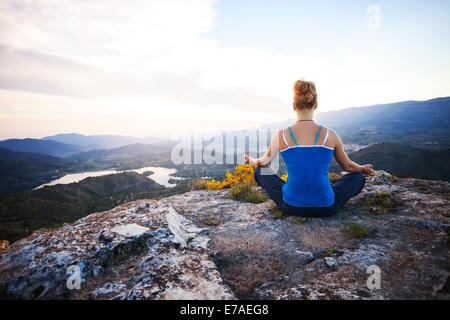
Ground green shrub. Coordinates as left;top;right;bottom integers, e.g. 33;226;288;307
228;183;268;203
348;222;370;239
292;217;308;224
364;192;401;214
203;219;220;226
324;248;336;257
389;174;402;182
414;181;430;192
271;206;288;219
190;178;209;191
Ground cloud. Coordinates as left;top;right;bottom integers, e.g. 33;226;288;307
1;0;448;139
0;0;348;120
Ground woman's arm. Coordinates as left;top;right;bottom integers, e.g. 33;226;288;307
244;130;281;166
333;130;374;174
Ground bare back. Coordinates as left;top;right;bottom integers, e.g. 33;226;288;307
277;121;355;172
279;121;335;151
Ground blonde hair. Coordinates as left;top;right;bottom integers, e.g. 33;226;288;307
293;79;317;110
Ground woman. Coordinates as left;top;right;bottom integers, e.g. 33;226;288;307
245;79;375;217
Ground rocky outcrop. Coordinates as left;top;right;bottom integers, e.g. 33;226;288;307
0;201;234;299
0;170;449;300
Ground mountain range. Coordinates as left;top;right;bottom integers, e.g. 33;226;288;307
0;142;173;192
0;134;170;158
1;96;448;158
0;96;448;193
0;147;85;192
261;96;450;150
0;96;449;245
329;142;450;181
0;138;85;157
42;133;169;150
70;142;174;162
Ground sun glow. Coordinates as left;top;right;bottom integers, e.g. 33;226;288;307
0;0;449;139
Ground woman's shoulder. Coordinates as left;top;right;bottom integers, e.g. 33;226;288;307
330;127;343;139
327;126;346;148
325;126;338;137
321;125;340;148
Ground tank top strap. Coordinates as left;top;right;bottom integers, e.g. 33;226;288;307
282;128;290;147
313;125;322;145
288;126;298;146
322;127;329;146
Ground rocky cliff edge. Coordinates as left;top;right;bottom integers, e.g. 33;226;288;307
0;170;449;300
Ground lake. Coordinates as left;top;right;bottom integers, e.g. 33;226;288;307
35;166;181;189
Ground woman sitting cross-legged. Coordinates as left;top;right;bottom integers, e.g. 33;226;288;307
245;79;375;217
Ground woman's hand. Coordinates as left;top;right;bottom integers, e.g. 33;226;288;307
244;154;258;165
361;164;375;175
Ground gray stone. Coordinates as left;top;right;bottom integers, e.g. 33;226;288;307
324;257;338;268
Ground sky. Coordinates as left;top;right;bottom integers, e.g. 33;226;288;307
0;0;449;139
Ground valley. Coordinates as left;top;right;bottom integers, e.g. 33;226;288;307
0;172;192;243
0;96;448;244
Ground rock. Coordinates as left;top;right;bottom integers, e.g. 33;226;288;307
0;170;449;300
138;202;149;210
164;170;450;300
324;257;338;268
92;282;126;298
0;201;234;300
295;251;314;262
111;223;150;237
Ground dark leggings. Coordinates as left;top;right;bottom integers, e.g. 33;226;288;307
254;166;366;217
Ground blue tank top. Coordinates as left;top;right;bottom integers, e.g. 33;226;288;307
280;125;335;207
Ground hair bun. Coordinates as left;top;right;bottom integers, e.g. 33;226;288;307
293;79;317;110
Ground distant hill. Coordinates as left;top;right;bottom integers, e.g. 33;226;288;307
0;148;85;192
0;141;175;192
330;142;450;181
0;147;76;164
70;143;173;162
43;133;169;150
0;173;161;242
261;97;450;150
0;138;84;156
0;172;190;243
